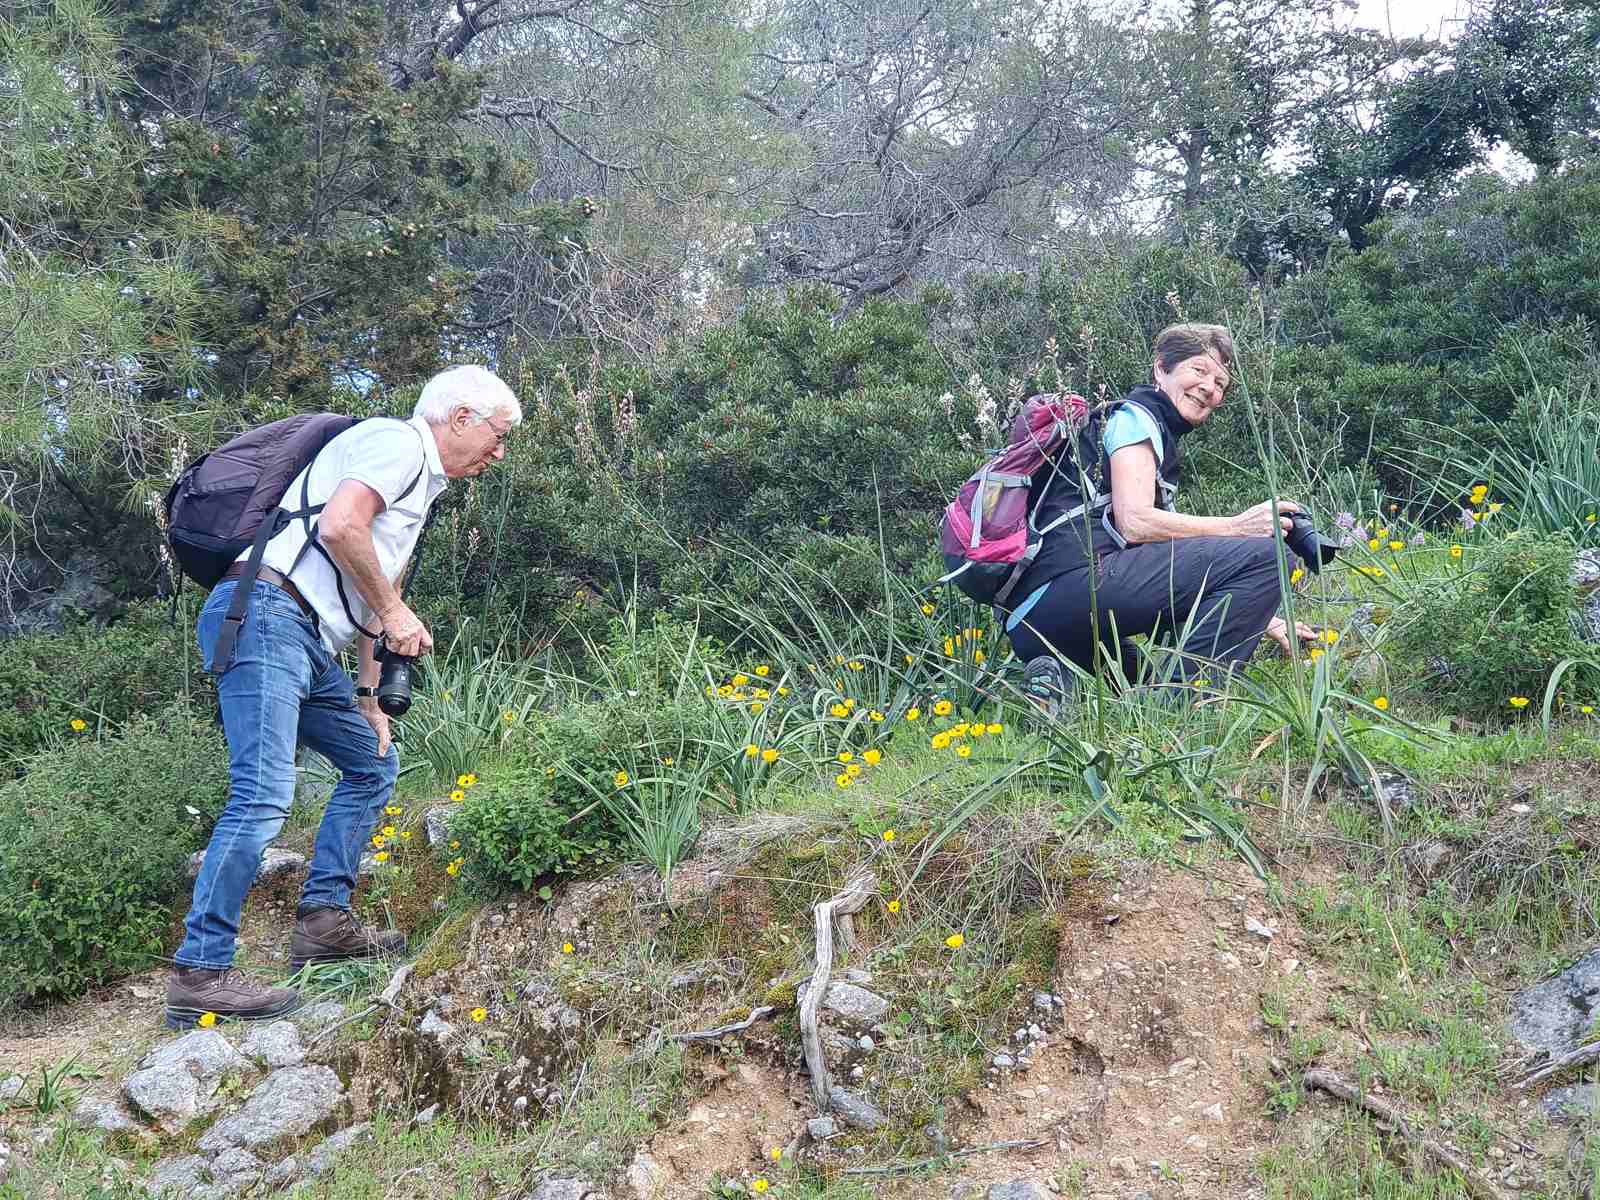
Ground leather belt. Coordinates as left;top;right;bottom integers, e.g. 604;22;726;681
221;563;315;620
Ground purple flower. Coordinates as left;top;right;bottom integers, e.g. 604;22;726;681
1460;507;1477;532
1334;511;1356;531
1411;533;1425;546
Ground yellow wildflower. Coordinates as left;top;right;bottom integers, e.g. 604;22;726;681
733;673;750;686
837;750;854;763
770;1147;783;1161
843;697;856;709
1450;544;1464;559
986;723;1002;734
198;1012;217;1028
952;722;969;735
382;825;396;837
755;664;770;677
835;655;845;665
957;745;972;758
1509;696;1530;709
1309;647;1325;661
1373;696;1389;711
753;688;769;699
869;709;885;722
502;710;516;723
921;603;935;616
881;828;895;842
905;654;914;666
1321;629;1339;645
69;718;87;733
718;685;733;698
371;835;386;848
1290;567;1304;585
1388;540;1404;551
750;701;764;714
663;756;674;766
848;660;864;671
762;748;779;764
835;773;852;789
933;699;953;716
456;774;472;788
862;749;881;765
1471;484;1488;503
1367;537;1380;551
887;899;901;914
386;805;402;815
746;744;760;759
400;831;412;841
905;706;921;721
449;840;460;849
945;933;965;949
777;687;789;697
1588;514;1597;523
562;942;574;954
470;1007;487;1022
974;649;986;665
1377;527;1389;538
446;859;462;876
1582;705;1594;715
753;1181;769;1195
375;851;390;863
614;770;629;787
930;732;951;750
943;638;955;656
830;703;849;718
847;764;861;777
1488;503;1503;514
970;724;986;738
450;789;465;802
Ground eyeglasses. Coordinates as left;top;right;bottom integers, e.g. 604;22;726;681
483;417;514;446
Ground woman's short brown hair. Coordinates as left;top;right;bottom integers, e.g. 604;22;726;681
1152;323;1234;375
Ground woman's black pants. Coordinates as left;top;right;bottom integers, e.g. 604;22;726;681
1005;536;1283;684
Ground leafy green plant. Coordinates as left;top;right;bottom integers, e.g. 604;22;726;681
0;707;229;1007
449;760;623;894
1391;532;1600;719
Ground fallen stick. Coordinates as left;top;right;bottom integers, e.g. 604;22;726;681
307;962;413;1048
1303;1068;1508;1200
1512;1041;1600;1090
800;871;877;1111
839;1137;1049;1177
670;1006;778;1043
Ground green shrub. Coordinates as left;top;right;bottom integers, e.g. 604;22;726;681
0;601;208;771
448;760;623;894
0;707;229;1007
1392;533;1600;718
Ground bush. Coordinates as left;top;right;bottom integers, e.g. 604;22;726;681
0;601;210;771
0;707;229;1007
1392;533;1600;718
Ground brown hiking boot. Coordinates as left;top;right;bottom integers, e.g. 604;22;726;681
288;907;406;972
165;967;302;1030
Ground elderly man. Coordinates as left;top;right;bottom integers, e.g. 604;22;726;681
166;365;520;1029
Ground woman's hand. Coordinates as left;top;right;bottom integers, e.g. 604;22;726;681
1264;616;1318;655
1230;498;1301;538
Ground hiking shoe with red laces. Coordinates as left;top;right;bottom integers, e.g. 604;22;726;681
288;907;407;973
165;966;302;1030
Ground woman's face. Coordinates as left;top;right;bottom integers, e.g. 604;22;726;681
1153;351;1230;425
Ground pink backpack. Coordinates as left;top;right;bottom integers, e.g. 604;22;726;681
938;392;1088;606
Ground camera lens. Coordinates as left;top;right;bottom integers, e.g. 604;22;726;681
377;655;412;717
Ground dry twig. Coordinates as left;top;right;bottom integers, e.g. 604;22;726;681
670;1006;778;1043
1512;1041;1600;1090
306;962;413;1047
800;871;877;1110
1303;1067;1508;1200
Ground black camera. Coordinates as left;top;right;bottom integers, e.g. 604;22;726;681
373;637;415;717
1285;511;1339;576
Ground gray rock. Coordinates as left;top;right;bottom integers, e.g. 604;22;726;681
827;1084;887;1131
1371;770;1416;813
0;1138;9;1186
209;1147;264;1182
239;1020;305;1068
75;1091;144;1135
142;1155;208;1196
186;846;307;885
798;981;890;1023
1507;946;1600;1056
293;999;346;1030
1573;549;1600;643
124;1029;252;1132
987;1183;1047;1200
991;1053;1015;1070
424;805;455;847
412;1102;440;1125
263;1156;301;1188
1543;1083;1599;1123
626;1148;668;1198
807;1116;837;1139
0;1075;24;1103
304;1123;371;1176
420;1010;455;1040
528;1180;601;1200
196;1066;347;1154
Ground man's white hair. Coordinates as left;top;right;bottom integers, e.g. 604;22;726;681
412;364;522;426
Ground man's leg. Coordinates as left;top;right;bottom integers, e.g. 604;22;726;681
288;647;404;971
167;582;307;1027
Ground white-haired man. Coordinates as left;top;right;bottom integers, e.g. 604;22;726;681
166;365;521;1029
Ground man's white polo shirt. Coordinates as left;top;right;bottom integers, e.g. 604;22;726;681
239;415;448;653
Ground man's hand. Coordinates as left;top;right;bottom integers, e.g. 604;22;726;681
1230;498;1301;538
378;600;433;658
357;695;392;757
1265;615;1318;655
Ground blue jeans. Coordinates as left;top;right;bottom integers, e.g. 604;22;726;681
176;579;399;970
